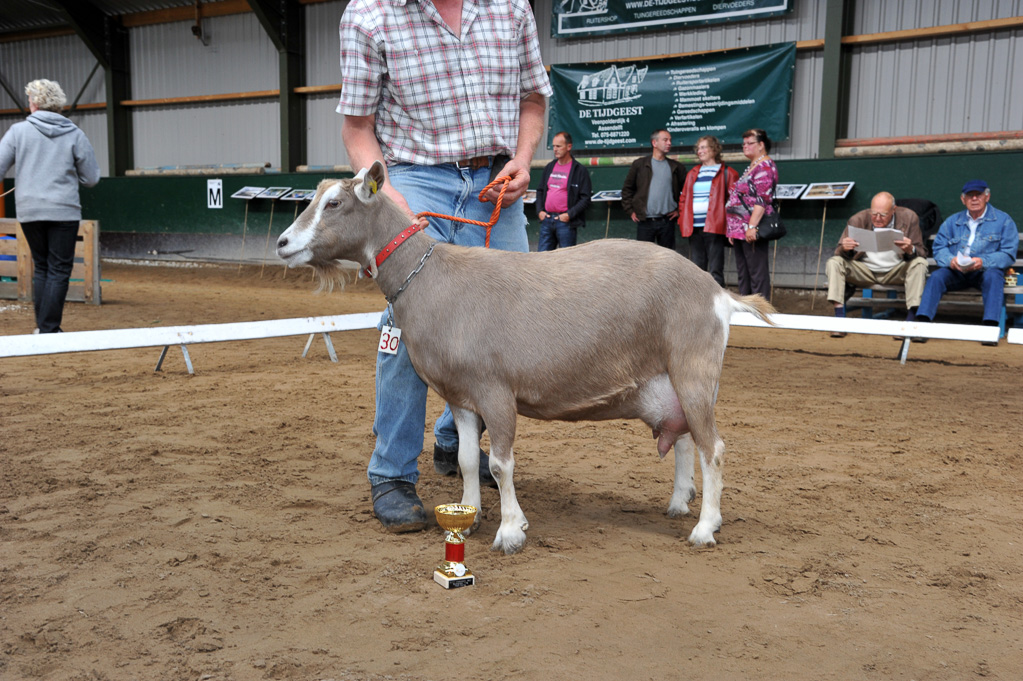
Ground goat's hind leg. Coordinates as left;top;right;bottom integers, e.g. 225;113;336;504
673;370;725;547
688;434;724;546
449;406;483;534
490;442;528;555
481;409;528;555
667;434;697;518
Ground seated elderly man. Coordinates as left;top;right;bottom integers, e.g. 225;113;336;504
826;191;928;338
916;180;1019;341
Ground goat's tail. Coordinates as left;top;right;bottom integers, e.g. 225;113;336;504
727;292;777;326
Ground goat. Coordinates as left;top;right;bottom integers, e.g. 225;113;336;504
276;161;775;553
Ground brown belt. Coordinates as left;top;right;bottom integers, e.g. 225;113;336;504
453;155;491;170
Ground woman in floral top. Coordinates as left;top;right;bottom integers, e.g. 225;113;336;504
726;128;778;301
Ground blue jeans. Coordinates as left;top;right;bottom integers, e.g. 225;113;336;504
917;267;1006;324
368;162;529;486
20;220;78;333
537;216;577;251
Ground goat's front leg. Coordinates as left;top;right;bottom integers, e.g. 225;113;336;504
667;434;696;518
449;406;483;534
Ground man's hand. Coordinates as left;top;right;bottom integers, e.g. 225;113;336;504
894;237;914;254
951;256;983;273
839;236;859;252
631;212;639;223
486;157;531;206
558;213;569;223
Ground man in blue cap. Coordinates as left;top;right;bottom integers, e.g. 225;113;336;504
916;180;1019;341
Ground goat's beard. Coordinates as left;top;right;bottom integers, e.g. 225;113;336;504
309;259;357;293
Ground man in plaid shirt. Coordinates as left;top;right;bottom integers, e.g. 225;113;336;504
338;0;552;532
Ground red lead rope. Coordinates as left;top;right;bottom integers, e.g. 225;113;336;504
366;175;512;277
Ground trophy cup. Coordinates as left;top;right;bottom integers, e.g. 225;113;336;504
433;504;478;589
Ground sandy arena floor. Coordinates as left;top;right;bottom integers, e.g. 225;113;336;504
2;261;1022;681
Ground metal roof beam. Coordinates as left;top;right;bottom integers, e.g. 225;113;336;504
248;0;306;172
51;0;134;176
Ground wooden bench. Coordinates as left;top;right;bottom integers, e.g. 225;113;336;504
847;278;1023;337
0;219;101;305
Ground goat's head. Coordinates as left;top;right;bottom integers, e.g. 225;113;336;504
276;160;393;290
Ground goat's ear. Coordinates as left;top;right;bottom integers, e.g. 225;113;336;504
353;165;379;203
368;160;386;193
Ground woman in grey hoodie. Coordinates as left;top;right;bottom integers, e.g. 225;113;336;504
0;79;100;333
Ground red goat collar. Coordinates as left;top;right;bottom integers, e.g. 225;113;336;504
364;222;424;278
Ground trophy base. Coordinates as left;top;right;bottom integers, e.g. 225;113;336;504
434;569;475;589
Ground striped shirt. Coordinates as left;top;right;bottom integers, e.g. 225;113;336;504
691;164;720;230
337;0;552;166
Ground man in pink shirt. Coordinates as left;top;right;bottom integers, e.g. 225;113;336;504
535;132;592;251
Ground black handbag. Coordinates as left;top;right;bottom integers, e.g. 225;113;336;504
756;200;786;241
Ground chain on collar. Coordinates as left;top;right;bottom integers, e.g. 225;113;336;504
385;243;436;324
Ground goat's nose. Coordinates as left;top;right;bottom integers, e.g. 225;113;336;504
277;235;289;249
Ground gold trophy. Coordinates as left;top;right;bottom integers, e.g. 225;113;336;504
433;504;478;589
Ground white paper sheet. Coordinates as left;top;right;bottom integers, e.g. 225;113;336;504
848;225;902;253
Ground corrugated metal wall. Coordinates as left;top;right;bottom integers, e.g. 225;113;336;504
128;12;281;168
0;35;105;109
850;0;1023;32
305;0;349;167
0;34;110;176
845;0;1023;139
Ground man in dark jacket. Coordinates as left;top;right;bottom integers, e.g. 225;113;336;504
535;131;592;251
620;129;686;249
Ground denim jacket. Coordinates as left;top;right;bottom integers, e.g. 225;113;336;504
931;204;1019;271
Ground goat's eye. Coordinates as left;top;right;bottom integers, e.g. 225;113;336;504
327;199;341;208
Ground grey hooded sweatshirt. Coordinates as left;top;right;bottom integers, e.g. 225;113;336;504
0;110;101;222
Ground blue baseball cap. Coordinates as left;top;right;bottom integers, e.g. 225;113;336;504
961;179;989;194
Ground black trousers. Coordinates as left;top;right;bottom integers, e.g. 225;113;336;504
636;216;675;250
733;238;771;301
20;220;78;333
689;228;727;287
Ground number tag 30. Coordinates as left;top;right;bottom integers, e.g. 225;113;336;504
379;325;402;355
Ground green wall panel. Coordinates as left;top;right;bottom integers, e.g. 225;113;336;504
554;150;1023;248
4;151;1019;250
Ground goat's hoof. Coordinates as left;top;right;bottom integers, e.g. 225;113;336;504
492;527;527;555
666;504;690;519
667;488;695;518
687;521;719;547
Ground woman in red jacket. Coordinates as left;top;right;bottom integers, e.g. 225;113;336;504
677;136;738;287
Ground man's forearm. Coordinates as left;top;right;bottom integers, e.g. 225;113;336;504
514;93;546;166
341;114;411;214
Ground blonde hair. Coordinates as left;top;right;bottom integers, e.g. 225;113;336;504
25;79;67;112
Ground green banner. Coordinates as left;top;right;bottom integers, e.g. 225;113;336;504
548;42;795;151
553;0;790;38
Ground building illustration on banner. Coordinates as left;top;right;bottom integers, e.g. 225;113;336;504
556;0;608;14
577;65;648;107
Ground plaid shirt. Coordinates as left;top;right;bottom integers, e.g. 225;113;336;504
338;0;552;166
